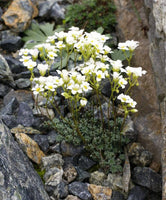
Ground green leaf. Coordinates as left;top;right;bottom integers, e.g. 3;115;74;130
96;27;104;34
111;50;130;61
22;22;56;49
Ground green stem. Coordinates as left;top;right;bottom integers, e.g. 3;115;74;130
96;87;104;131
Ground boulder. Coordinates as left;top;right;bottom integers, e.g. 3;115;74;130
114;0;162;164
88;184;112;200
132;167;162;193
14;132;45;164
1;0;38;32
68;181;92;200
0;36;23;52
0;119;50;200
0;54;15;87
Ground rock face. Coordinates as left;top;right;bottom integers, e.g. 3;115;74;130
0;119;50;200
1;0;38;32
113;0;162;164
0;54;15;87
132;167;162;193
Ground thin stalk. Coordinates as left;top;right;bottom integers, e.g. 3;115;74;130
96;88;104;131
70;98;86;144
60;50;63;70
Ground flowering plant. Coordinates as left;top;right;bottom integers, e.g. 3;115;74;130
19;27;146;172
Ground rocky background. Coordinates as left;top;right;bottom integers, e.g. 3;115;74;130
0;0;165;199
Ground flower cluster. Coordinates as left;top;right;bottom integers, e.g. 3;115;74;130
19;26;146;115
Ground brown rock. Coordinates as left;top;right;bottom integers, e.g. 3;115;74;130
114;0;162;163
11;124;41;135
65;195;81;200
15;132;45;164
150;161;161;173
63;165;77;183
1;0;38;32
88;184;112;200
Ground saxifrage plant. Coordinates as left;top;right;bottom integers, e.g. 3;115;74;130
19;26;146;173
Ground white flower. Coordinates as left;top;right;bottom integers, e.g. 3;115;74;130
118;40;139;51
128;99;137;108
56;41;66;49
54;77;63;86
117;93;131;103
70;84;82;95
47;51;57;60
112;72;120;81
81;82;92;92
126;66;147;77
29;49;39;59
25;60;37;70
55;31;67;40
125;40;139;51
45;81;57;92
66;35;76;45
37;63;49;76
19;48;30;56
110;60;123;72
69;26;80;31
19;56;32;64
118;42;129;51
117;94;137;108
96;70;105;82
80;98;87;107
58;69;70;83
103;45;112;54
118;77;128;89
46;35;57;43
32;84;44;95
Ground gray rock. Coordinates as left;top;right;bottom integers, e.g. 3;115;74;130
122;117;137;143
132;167;162;192
89;171;106;185
50;2;65;21
38;0;55;18
61;141;84;157
3;89;34;108
47;130;58;145
0;36;23;52
44;166;63;187
127;186;149;200
68;181;92;200
15;78;31;89
41;153;64;171
1;114;17;128
111;190;125;200
78;155;96;171
0;54;15;87
49;143;61;153
0;97;19;115
5;55;27;74
17;102;34;127
0;119;50;200
75;167;90;182
53;181;68;199
139;150;153;167
104;173;123;191
63;164;77;183
0;7;3;20
0;83;11;97
128;143;153;167
94;102;113;121
32;134;50;153
101;78;112;98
